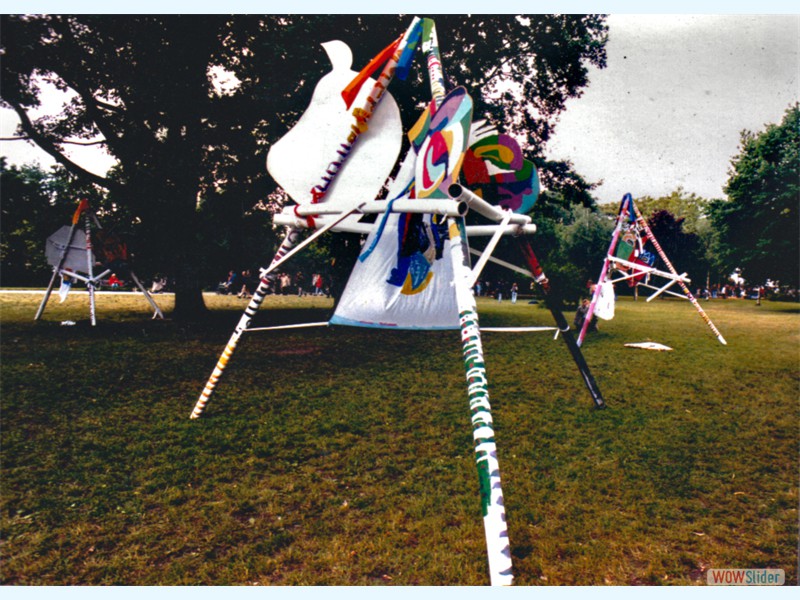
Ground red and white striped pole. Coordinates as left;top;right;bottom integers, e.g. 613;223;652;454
631;201;727;345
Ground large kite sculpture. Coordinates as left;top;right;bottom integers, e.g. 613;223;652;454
191;18;605;585
35;199;164;325
577;193;727;346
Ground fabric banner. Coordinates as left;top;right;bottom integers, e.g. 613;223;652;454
330;212;459;329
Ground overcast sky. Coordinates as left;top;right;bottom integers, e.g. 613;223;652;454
1;12;798;205
547;14;799;203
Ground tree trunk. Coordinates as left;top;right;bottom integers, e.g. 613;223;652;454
170;201;209;322
173;284;207;321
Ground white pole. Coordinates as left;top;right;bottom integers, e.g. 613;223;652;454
448;184;532;226
646;274;686;302
611;255;691;283
84;211;97;326
129;271;165;319
467;248;533;278
637;282;691;300
289;197;467;218
468;210;512;288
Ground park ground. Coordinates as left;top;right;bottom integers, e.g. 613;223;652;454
1;290;797;585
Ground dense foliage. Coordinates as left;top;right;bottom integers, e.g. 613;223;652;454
709;104;800;288
0;160;109;285
1;14;609;317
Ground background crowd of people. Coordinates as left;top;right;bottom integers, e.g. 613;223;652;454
216;269;330;298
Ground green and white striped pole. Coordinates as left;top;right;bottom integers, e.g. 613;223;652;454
419;19;512;585
448;216;514;586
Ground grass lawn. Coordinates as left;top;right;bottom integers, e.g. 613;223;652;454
1;290;797;585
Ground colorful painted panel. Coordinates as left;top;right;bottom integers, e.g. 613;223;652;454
330;212;460;329
412;87;473;199
462;120;539;214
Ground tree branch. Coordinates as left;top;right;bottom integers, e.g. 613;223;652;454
62;139;108;146
5;96;119;191
45;18;133;165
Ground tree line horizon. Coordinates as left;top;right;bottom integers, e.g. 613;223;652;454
1;15;797;317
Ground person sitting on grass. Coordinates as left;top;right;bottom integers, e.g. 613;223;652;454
573;298;598;333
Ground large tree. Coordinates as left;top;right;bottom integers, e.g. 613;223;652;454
708;104;800;287
1;15;608;318
1;15;240;318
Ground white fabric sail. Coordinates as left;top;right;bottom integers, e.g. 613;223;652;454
594;280;616;321
330;211;459;329
266;40;402;210
46;226;93;273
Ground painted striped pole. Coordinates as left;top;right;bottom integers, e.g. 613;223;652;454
449;216;514;586
420;18;446;105
416;20;512;585
631;202;727;345
35;200;88;321
191;19;424;419
577;194;632;346
190;206;364;419
308;17;422;207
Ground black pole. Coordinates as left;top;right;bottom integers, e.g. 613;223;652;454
515;236;606;409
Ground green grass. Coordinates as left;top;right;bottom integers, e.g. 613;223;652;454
1;290;797;585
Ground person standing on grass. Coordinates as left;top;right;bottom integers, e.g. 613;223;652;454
237;270;255;298
510;282;518;304
223;270;236;294
281;272;291;295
